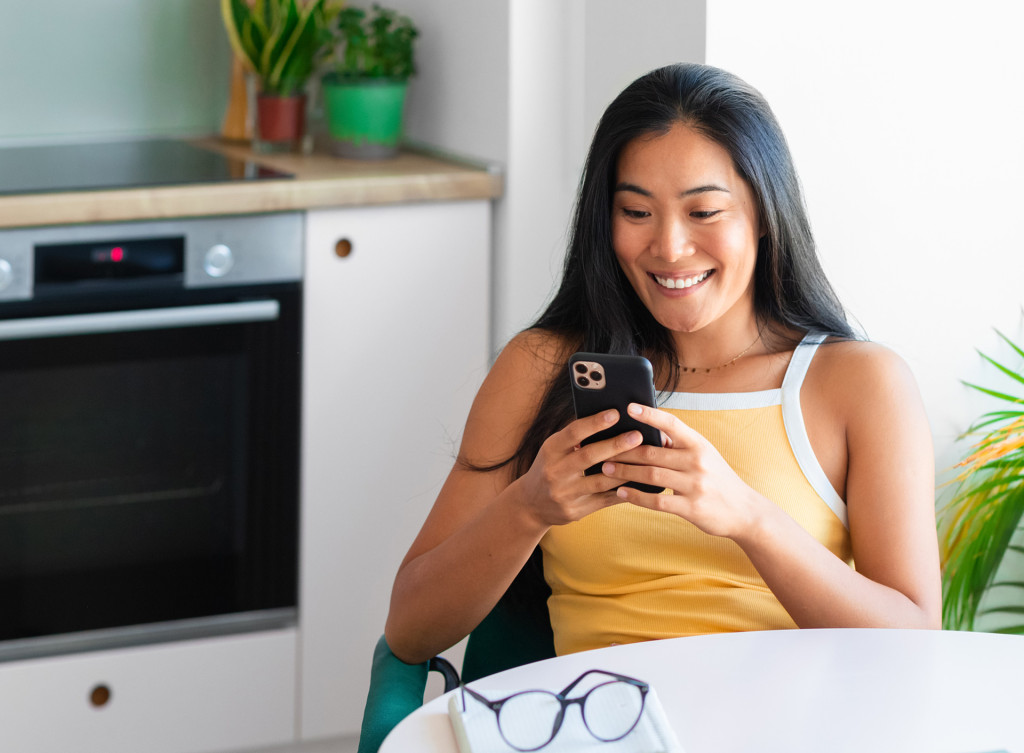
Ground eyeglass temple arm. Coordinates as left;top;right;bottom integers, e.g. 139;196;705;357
559;668;615;696
559;669;648;696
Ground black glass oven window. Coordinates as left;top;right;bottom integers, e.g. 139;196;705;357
0;290;299;642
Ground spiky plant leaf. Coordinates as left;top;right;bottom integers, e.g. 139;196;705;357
940;335;1024;630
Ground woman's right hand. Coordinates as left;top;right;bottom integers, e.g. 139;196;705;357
515;409;645;527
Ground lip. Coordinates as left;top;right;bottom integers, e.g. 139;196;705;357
650;269;714;294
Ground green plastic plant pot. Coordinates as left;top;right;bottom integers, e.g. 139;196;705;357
323;78;409;159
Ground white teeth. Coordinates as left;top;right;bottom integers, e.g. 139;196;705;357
654;271;711;289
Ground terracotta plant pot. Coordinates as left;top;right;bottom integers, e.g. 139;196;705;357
255;92;308;152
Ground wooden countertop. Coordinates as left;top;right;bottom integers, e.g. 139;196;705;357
0;139;503;230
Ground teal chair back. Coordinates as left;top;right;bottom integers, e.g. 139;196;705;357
357;553;554;753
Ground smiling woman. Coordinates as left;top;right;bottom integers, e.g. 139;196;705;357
611;123;761;342
384;63;941;665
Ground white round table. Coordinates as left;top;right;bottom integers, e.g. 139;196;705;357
380;628;1023;753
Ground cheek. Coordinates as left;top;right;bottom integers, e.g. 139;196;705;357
717;223;759;268
611;222;645;265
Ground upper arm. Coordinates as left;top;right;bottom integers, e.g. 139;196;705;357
395;330;568;570
808;341;942;620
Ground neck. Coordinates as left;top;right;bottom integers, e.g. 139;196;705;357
671;316;765;373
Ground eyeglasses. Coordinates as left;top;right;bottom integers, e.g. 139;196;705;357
459;669;649;752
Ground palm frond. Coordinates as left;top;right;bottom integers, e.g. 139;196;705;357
993;625;1024;635
939;330;1024;630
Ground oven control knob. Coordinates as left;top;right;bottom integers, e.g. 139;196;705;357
0;258;12;291
203;244;234;278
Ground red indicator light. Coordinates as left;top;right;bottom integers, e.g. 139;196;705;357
110;247;124;262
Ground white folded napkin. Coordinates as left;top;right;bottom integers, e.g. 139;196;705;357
448;686;683;753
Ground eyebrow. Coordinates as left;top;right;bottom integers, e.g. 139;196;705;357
613;182;731;197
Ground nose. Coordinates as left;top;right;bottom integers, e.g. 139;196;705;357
651;216;694;261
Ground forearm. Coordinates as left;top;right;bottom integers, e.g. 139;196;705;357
384;482;550;664
736;500;941;630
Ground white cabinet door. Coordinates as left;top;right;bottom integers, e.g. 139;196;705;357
0;630;297;753
300;200;490;739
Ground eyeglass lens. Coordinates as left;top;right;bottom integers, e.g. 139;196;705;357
498;691;562;751
496;681;645;751
582;681;645;741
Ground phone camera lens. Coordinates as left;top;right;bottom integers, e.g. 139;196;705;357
589;371;603;382
576;376;590;387
574;363;588;374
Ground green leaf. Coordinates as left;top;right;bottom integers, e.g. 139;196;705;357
223;0;329;93
961;380;1024;406
996;328;1024;362
328;3;417;79
979;604;1024;616
978;348;1024;389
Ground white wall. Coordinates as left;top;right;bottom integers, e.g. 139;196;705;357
401;0;511;163
401;0;705;352
705;0;1024;473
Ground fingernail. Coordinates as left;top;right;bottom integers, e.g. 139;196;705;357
602;462;615;474
627;403;642;417
604;410;618;423
616;487;629;499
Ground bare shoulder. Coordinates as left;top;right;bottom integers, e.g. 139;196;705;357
477;328;574;408
809;338;921;405
801;336;932;504
805;337;929;449
459;329;575;468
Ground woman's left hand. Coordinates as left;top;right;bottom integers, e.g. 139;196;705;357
601;402;769;540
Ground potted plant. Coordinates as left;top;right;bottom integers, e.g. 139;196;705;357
939;327;1024;632
220;0;337;152
321;4;419;159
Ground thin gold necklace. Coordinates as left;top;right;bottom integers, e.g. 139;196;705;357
676;331;763;374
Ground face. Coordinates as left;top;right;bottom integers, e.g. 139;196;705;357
611;122;762;336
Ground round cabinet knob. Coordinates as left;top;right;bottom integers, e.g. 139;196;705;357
89;683;112;708
0;258;12;291
203;244;235;278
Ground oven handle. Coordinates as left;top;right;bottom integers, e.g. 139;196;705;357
0;299;280;341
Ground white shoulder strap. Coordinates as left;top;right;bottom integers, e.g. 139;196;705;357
781;331;827;394
780;332;848;528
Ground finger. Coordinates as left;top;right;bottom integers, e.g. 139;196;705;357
557;409;619;451
606;441;676;468
615;483;678;512
574;429;645;472
626;403;698;447
601;459;673;492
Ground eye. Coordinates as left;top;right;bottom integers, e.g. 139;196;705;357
690;210;722;219
621;208;650;219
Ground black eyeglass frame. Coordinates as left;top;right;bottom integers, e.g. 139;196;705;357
459;669;650;752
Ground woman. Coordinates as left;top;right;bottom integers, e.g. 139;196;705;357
386;63;941;663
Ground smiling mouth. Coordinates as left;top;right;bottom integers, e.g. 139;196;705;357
652;270;713;290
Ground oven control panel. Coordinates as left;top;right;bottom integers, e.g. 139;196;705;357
0;212;302;302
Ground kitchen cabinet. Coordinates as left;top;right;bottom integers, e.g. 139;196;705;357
0;630;297;753
299;200;491;739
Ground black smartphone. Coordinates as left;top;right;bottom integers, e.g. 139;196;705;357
569;352;663;493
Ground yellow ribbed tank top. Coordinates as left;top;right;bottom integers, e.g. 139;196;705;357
540;333;853;654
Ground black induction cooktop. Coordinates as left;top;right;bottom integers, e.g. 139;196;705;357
0;139;293;196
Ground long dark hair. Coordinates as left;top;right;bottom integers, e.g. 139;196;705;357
499;62;854;480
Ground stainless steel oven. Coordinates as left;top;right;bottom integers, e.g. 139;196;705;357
0;212;302;662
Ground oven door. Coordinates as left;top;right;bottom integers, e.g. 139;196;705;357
0;284;300;660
